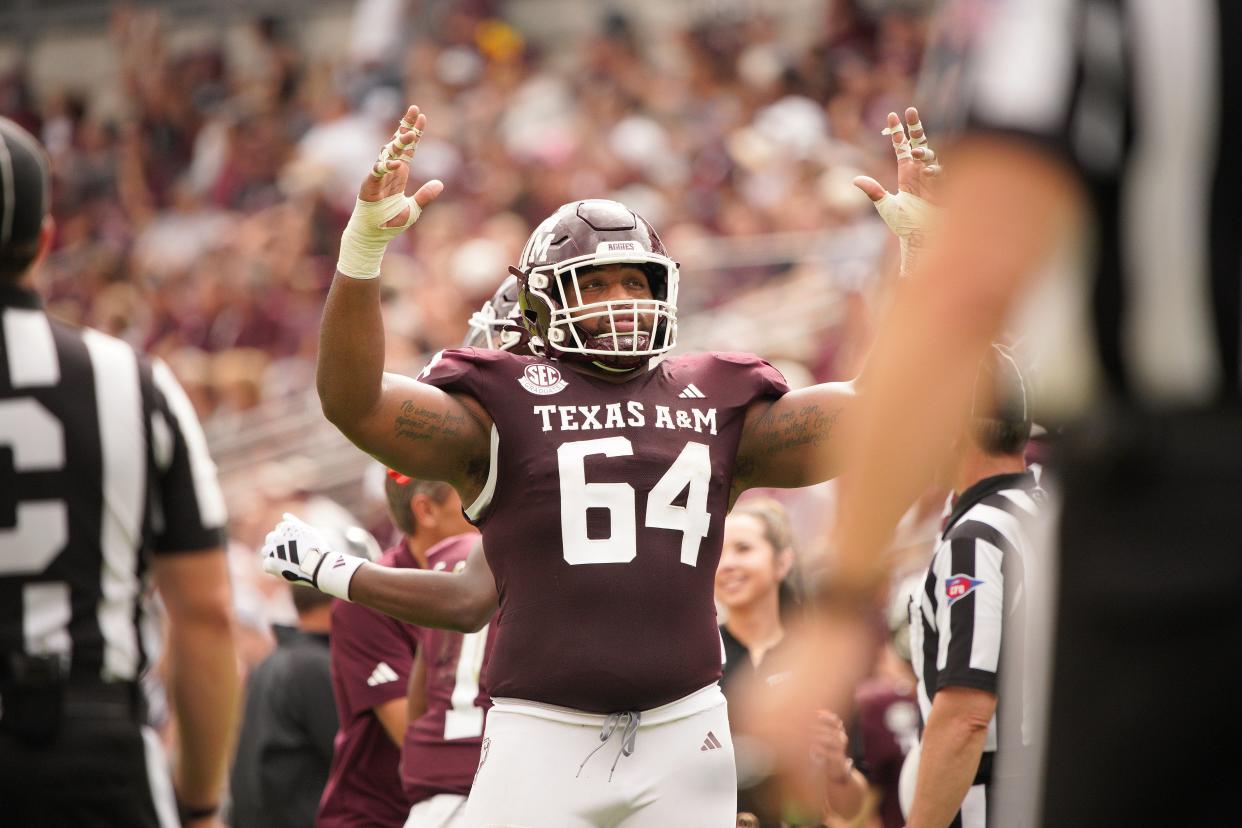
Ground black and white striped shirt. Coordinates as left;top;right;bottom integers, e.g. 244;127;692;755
909;471;1042;775
932;0;1241;410
0;284;226;683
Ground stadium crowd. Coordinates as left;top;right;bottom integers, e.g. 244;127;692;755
2;0;928;422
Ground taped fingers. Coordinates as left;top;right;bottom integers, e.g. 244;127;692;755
371;127;424;177
907;121;927;149
387;129;420;158
882;123;913;161
905;105;928;148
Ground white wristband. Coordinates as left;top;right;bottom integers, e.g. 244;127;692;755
336;194;423;280
312;552;366;600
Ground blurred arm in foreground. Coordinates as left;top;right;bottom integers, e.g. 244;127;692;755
746;106;1084;810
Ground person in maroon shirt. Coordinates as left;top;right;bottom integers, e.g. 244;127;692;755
267;104;864;827
854;677;919;828
399;533;495;828
316;472;476;828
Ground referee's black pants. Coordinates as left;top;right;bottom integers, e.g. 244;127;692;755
1040;408;1242;826
0;681;178;827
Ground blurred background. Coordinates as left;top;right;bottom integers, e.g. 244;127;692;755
0;0;942;630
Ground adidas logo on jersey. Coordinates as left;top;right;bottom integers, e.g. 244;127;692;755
366;662;399;687
678;384;706;399
699;731;723;751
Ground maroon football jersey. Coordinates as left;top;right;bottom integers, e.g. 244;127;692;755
400;534;495;805
855;678;920;828
319;544;420;828
418;348;788;712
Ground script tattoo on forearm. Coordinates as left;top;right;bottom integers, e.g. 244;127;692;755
753;404;842;457
394;400;467;442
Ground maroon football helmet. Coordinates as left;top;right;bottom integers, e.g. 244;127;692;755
510;199;679;370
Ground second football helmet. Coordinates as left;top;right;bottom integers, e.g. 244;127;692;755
462;274;529;352
510;199;679;370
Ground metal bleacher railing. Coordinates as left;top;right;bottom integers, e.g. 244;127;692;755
203;222;889;517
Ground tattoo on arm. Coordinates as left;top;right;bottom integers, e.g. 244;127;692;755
394;400;468;442
751;404;842;458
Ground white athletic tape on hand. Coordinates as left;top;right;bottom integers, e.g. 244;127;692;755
873;190;939;278
881;124;913;160
907;120;927;148
382;132;419;162
874;190;936;237
337;193;423;279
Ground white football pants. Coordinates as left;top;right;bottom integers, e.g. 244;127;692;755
461;683;737;827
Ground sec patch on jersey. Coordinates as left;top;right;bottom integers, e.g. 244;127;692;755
518;362;568;395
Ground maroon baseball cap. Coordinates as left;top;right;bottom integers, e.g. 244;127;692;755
0;116;51;251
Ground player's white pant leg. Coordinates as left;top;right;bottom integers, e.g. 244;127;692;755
460;702;621;828
612;688;736;828
405;793;469;828
460;684;734;828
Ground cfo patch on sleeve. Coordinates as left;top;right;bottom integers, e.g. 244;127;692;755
945;574;984;606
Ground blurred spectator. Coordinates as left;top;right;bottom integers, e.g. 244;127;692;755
229;584;337;828
716;499;865;826
2;0;930;430
318;472;477;827
848;572;922;828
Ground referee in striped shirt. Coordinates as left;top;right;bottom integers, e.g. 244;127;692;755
0;117;240;826
902;346;1042;828
815;0;1242;825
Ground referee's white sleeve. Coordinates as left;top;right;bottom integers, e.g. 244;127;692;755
150;358;228;550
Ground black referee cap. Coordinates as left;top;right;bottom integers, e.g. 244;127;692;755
0;117;51;253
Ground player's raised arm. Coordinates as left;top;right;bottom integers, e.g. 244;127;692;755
316;104;490;493
733;109;944;492
853;107;942;279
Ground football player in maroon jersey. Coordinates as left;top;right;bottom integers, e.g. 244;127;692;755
265;104;863;827
399;533;494;828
